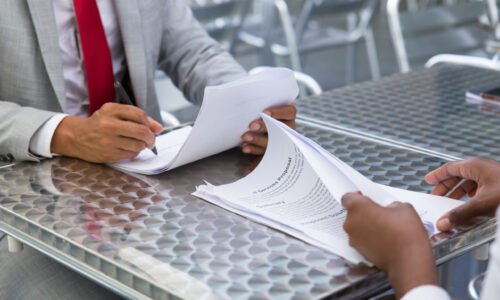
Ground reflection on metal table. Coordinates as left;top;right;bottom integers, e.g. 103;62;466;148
0;121;495;299
297;65;500;160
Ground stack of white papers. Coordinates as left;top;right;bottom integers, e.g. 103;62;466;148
194;114;462;264
111;68;299;175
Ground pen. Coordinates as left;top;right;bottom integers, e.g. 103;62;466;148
158;122;195;136
444;178;467;198
114;81;158;156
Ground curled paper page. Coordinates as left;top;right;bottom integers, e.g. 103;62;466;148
111;68;299;175
194;114;463;264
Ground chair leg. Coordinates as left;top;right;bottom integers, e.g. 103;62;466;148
345;13;358;84
7;236;24;253
387;0;411;73
364;27;381;80
258;0;276;66
274;0;303;73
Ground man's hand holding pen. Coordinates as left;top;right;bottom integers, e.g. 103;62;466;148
51;80;162;163
51;103;163;163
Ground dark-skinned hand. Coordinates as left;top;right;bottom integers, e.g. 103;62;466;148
241;104;297;155
342;192;438;299
425;157;500;231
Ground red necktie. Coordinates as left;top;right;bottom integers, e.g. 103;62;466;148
73;0;116;115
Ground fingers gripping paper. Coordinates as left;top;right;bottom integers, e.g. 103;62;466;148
194;114;463;264
111;68;299;175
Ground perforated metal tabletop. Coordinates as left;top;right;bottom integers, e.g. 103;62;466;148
0;121;495;299
297;65;500;160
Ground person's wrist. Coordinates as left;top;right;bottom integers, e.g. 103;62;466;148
51;116;85;157
387;242;438;298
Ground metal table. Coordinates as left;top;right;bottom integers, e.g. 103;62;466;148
0;120;495;299
297;65;500;160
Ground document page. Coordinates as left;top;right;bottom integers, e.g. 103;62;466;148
381;185;462;235
194;114;367;263
195;115;464;264
169;68;298;169
111;126;192;175
270;116;463;233
268;117;394;206
111;68;299;175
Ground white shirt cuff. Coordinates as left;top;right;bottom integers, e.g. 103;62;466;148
401;285;450;300
480;207;500;299
29;114;68;158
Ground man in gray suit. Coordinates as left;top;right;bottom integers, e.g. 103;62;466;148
0;0;296;163
0;0;296;298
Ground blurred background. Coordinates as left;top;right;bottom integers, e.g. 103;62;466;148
157;4;498;298
157;0;499;125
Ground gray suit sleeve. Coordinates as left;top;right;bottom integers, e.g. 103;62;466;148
0;101;58;162
156;0;248;105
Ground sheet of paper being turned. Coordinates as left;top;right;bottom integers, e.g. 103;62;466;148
194;114;463;264
111;67;299;175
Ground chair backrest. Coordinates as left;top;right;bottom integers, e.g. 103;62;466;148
294;0;377;42
388;0;489;72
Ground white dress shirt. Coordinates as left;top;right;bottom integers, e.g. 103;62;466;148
402;206;500;300
29;0;126;157
478;207;500;299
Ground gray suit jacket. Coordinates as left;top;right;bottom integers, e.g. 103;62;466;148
0;0;246;161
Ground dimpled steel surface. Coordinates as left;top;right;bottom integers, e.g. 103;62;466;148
297;65;500;160
0;121;495;299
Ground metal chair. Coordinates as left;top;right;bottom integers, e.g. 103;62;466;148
388;0;490;72
425;0;500;71
290;0;381;83
238;0;381;84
